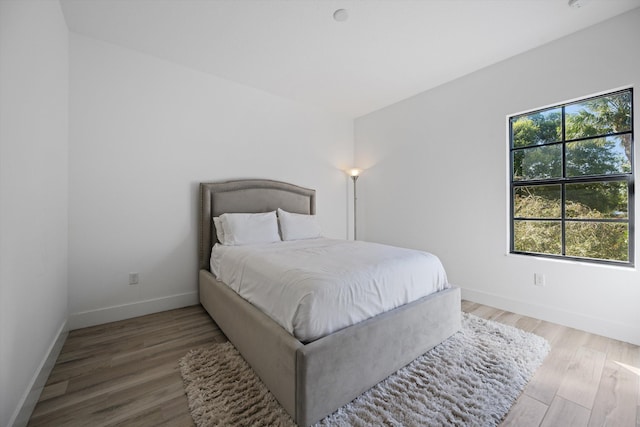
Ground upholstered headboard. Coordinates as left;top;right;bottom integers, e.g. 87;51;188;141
199;179;316;270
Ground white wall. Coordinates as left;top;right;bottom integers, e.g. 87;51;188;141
68;34;354;327
0;1;69;425
355;9;640;345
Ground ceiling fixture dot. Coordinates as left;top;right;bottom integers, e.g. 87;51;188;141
333;9;349;22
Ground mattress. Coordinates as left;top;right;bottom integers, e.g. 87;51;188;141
210;238;449;342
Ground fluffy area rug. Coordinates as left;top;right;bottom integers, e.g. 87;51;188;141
179;313;550;427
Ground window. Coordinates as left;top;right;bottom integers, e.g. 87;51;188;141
509;89;634;265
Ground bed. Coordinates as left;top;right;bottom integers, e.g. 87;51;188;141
199;179;461;426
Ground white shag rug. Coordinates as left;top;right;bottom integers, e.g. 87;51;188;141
179;313;550;427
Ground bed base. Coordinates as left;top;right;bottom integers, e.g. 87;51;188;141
200;269;461;426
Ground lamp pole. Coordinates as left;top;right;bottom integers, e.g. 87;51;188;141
351;174;359;240
347;168;362;241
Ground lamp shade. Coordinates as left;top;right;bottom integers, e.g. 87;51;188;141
347;168;363;177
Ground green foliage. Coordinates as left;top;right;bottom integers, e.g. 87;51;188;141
514;186;560;218
565;181;627;219
514;194;628;262
512;110;561;148
566;137;630;177
514;220;560;255
565;92;632;138
512;145;561;181
511;111;563;181
565;222;628;262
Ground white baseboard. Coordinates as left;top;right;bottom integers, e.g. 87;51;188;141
461;287;640;346
10;320;68;427
68;292;199;330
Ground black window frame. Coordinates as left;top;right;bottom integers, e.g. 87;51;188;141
509;88;635;267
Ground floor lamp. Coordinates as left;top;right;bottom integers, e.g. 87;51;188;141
348;168;362;240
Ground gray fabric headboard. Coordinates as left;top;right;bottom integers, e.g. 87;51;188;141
199;179;316;270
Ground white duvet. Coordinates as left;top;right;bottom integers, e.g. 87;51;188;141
210;238;449;342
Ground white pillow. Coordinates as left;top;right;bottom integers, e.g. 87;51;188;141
219;211;280;246
213;217;225;244
277;208;322;241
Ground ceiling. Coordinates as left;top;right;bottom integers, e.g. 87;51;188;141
60;0;640;118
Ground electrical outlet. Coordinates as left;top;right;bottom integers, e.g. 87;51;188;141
129;272;139;285
533;273;545;287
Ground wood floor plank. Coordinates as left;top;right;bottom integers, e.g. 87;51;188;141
96;376;186;427
515;315;542;334
32;358;172;419
494;311;522;328
588;360;638;427
540;396;590;427
28;302;640;427
529;317;563;344
158;395;194;426
557;346;607;409
500;394;548;427
466;303;504;320
525;326;588;405
37;380;68;401
583;332;610;354
460;300;479;312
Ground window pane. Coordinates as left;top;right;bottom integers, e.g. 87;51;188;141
514;185;561;218
511;108;562;148
513;220;561;255
566;135;631;177
565;91;632;139
566;181;628;219
513;145;562;181
565;222;629;262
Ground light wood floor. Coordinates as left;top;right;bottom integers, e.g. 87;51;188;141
28;302;640;426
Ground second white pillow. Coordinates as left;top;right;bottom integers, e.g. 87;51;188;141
278;208;322;241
